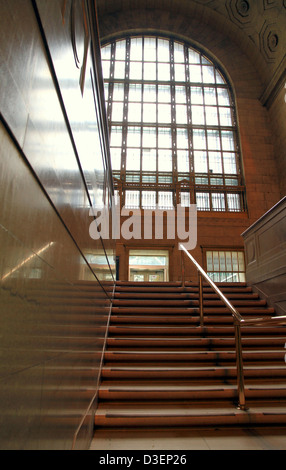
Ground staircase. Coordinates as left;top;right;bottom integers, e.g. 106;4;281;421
94;281;286;429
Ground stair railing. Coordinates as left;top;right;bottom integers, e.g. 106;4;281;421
179;243;286;411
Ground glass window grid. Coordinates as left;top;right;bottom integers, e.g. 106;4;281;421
102;36;245;212
205;250;246;283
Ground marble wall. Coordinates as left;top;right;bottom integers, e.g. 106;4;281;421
0;0;115;449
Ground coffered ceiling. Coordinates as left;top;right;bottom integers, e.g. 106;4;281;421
96;0;286;104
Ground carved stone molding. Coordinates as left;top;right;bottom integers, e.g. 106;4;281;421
225;0;257;26
263;0;277;9
259;20;281;62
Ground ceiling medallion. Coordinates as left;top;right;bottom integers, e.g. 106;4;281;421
267;32;279;51
259;21;280;62
226;0;255;26
236;0;250;16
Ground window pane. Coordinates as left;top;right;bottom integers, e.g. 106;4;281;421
177;150;189;172
142;127;157;147
202;65;215;83
126;148;140;170
142;191;156;209
128;102;142;122
189;64;202;82
158;38;170;62
158;191;173;209
144;62;156;80
143;103;156;122
158;149;172;171
206;251;213;270
219;251;226;270
177;128;188;148
175;86;187;104
158;85;171;103
129;84;142;102
130;61;142;79
238;252;245;271
216;70;225;84
221;131;235;151
127;126;141;147
204;87;217;105
101;44;111;60
144;84;156;102
142;149;156;171
219;107;233;126
110;126;123;146
191;105;205;125
115;40;126;60
102;60;111;79
196;192;210;210
208;151;222;173
207;130;221;150
144;37;156;61
189;48;200;64
114;61;125;78
130;37;143;60
104;83;109;104
232;251;239;271
174;63;185;81
223;153;237;174
113;83;124;101
227;193;241;212
191;86;203;104
212;193;225;211
180;192;190;207
193;129;206;149
194;151;208;173
110;148;121;170
205;106;218;125
158;103;172;123
213;251;219;271
176;104;188;124
112;101;124;121
158;62;170;80
158;127;172;148
217;88;230;106
174;42;184;63
125;190;140;208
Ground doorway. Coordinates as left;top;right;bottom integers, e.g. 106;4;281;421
129;250;169;282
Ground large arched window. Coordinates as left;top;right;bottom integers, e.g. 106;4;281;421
101;36;246;212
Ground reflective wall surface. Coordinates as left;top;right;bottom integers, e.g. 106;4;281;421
0;0;115;449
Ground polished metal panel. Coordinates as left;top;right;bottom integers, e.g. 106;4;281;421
0;0;115;449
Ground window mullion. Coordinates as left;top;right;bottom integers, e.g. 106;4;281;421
121;38;130;184
170;40;177;194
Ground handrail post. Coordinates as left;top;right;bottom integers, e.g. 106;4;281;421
234;319;247;410
198;272;204;327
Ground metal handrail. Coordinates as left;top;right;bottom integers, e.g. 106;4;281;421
179;243;286;410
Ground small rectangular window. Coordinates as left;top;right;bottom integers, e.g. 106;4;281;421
142;191;157;209
125;190;140;209
196;192;210;211
158;191;173;209
205;250;245;282
180;192;190;207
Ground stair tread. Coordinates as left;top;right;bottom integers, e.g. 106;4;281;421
100;384;286;390
96;405;286;415
103;365;286;370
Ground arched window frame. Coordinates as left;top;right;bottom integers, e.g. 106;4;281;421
101;35;246;212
